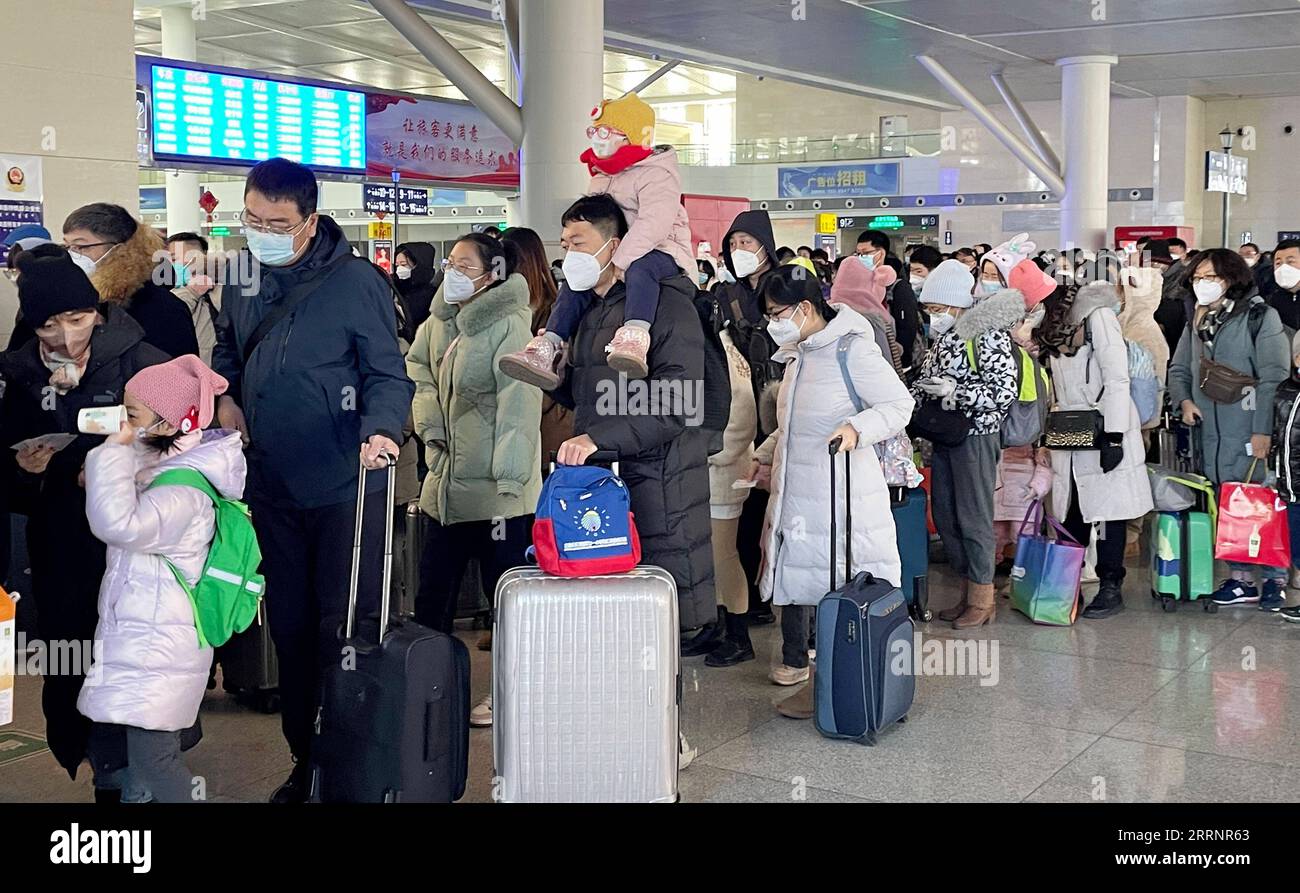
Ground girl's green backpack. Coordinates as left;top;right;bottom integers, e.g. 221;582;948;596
148;468;265;649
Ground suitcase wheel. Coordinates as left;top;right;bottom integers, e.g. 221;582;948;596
1203;600;1219;614
1149;589;1161;602
1161;597;1178;613
897;714;908;724
254;690;281;714
860;731;878;747
917;609;934;623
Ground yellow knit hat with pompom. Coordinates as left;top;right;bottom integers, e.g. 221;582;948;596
590;93;656;147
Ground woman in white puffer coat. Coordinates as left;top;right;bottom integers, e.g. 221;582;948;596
79;355;245;803
1036;280;1154;619
751;266;914;720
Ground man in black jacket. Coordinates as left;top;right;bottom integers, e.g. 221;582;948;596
1265;240;1300;332
551;195;715;634
213;158;415;804
857;228;921;368
715;210;782;629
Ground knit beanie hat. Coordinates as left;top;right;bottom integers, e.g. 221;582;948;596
1008;258;1057;308
14;244;100;325
126;355;229;434
920;259;975;308
981;233;1037;284
590;93;656;147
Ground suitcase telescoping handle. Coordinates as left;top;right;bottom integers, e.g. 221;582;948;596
345;452;398;643
548;449;620;476
828;438;852;592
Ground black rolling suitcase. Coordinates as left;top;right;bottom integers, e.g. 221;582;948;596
310;456;470;803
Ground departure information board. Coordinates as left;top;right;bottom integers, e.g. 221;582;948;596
149;63;366;172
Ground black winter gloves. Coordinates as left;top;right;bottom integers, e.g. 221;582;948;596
1100;432;1124;473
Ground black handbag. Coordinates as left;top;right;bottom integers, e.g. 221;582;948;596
1044;318;1106;450
908;400;972;448
1043;409;1104;450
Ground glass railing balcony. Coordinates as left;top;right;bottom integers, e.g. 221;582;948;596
674;132;942;166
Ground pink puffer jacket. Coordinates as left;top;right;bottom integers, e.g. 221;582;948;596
994;445;1054;523
588;147;696;276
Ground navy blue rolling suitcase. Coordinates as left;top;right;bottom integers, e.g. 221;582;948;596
889;486;932;622
814;440;916;746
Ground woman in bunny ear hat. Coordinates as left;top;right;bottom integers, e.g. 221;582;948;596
975;233;1037;298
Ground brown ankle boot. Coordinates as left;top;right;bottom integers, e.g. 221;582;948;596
776;659;815;720
937;579;969;623
953;582;996;629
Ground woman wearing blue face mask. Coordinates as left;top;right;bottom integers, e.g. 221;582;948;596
405;233;541;729
696;258;718;293
748;266;914;719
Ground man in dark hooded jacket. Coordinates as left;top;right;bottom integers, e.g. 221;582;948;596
550;195;715;633
715;209;783;630
212;158;414;804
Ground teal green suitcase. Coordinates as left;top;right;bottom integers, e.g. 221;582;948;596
1151;508;1217;613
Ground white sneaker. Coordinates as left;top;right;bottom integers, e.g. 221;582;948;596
769;664;811;686
678;732;697;771
470;695;493;727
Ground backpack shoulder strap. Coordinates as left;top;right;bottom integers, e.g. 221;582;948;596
836;333;866;413
148;467;220;504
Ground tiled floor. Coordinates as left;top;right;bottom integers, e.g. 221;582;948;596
3;560;1298;804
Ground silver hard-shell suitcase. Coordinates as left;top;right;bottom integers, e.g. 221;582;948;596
492;566;680;803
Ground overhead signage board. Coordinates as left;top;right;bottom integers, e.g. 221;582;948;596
148;61;366;173
835;214;938;231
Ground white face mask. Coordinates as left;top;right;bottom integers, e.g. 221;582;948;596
1193;280;1224;305
1243;256;1258;268
731;248;764;279
562;238;613;291
910;275;925;290
766;305;806;347
980;280;1001;295
591;137;622;159
444;268;488;303
1170;252;1184;261
70;250;100;278
1275;263;1300;290
929;311;957;336
395;265;412;281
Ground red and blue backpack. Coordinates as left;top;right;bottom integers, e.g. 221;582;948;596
531;464;641;576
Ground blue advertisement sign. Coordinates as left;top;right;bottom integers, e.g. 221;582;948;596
778;163;900;198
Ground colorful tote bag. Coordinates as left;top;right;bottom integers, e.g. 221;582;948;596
1009;500;1085;626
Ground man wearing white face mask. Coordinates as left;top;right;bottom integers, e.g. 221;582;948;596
548;194;716;638
1266;239;1300;332
211;158;416;803
1168;249;1291;608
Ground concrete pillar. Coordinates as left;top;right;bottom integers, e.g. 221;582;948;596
518;0;604;244
1057;55;1117;250
161;5;204;236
